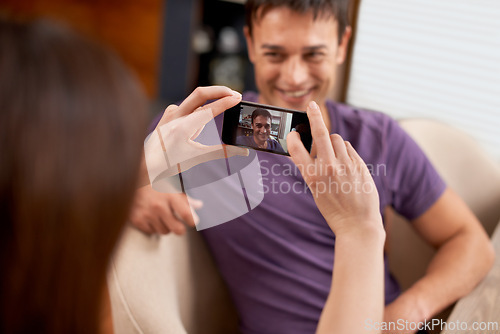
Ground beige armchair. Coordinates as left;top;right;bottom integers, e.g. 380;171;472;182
387;118;500;291
107;226;239;334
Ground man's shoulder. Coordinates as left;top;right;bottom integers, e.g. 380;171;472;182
325;99;397;140
268;137;285;152
236;135;251;145
327;99;394;126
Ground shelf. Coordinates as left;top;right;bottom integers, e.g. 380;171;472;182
218;0;245;4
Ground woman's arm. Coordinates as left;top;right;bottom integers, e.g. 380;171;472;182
287;101;385;334
317;227;385;334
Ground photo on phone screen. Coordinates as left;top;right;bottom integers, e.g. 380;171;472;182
222;101;312;156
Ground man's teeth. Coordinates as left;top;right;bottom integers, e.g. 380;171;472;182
284;90;309;98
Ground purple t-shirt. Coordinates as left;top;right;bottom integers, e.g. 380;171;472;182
150;92;446;334
236;135;286;153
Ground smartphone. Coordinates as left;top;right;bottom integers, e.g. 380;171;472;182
222;101;312;156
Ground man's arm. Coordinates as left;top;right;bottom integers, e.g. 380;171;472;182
384;188;495;333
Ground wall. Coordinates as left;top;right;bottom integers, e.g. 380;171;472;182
346;0;500;160
0;0;164;98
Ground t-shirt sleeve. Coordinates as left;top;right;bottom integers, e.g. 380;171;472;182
235;136;245;145
272;139;285;153
384;118;446;220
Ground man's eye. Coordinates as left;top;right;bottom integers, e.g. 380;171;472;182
305;52;325;62
264;52;284;62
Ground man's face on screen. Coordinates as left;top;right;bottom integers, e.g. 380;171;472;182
252;115;271;146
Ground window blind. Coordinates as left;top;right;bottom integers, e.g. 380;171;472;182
346;0;500;160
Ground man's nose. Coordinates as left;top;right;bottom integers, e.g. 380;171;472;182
281;56;308;86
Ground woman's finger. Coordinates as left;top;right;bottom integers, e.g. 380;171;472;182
306;101;335;162
177;86;241;118
330;134;349;161
157;104;180;126
200;93;242;118
345;141;364;164
345;141;371;177
287;131;313;175
178;95;240;136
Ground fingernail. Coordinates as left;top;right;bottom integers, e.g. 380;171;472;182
232;90;242;98
309;101;319;110
188;197;203;209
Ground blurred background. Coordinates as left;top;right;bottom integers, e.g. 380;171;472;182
0;0;498;160
0;0;350;114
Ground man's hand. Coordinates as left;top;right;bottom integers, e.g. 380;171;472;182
382;295;424;334
382;189;495;334
129;185;202;235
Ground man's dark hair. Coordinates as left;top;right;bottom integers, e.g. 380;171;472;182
251;108;272;123
245;0;350;43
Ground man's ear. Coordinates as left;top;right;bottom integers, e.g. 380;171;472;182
336;26;352;64
244;26;256;63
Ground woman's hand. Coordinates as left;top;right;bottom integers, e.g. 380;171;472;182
287;101;382;237
132;86;248;235
142;86;249;188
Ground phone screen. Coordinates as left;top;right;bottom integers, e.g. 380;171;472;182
222;101;312;156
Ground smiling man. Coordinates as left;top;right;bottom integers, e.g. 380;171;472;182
244;1;351;133
199;1;494;333
236;107;285;152
131;1;494;333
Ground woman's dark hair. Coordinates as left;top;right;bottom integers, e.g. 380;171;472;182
245;0;350;43
0;17;147;333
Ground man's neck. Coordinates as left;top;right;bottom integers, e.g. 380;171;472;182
253;136;267;149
